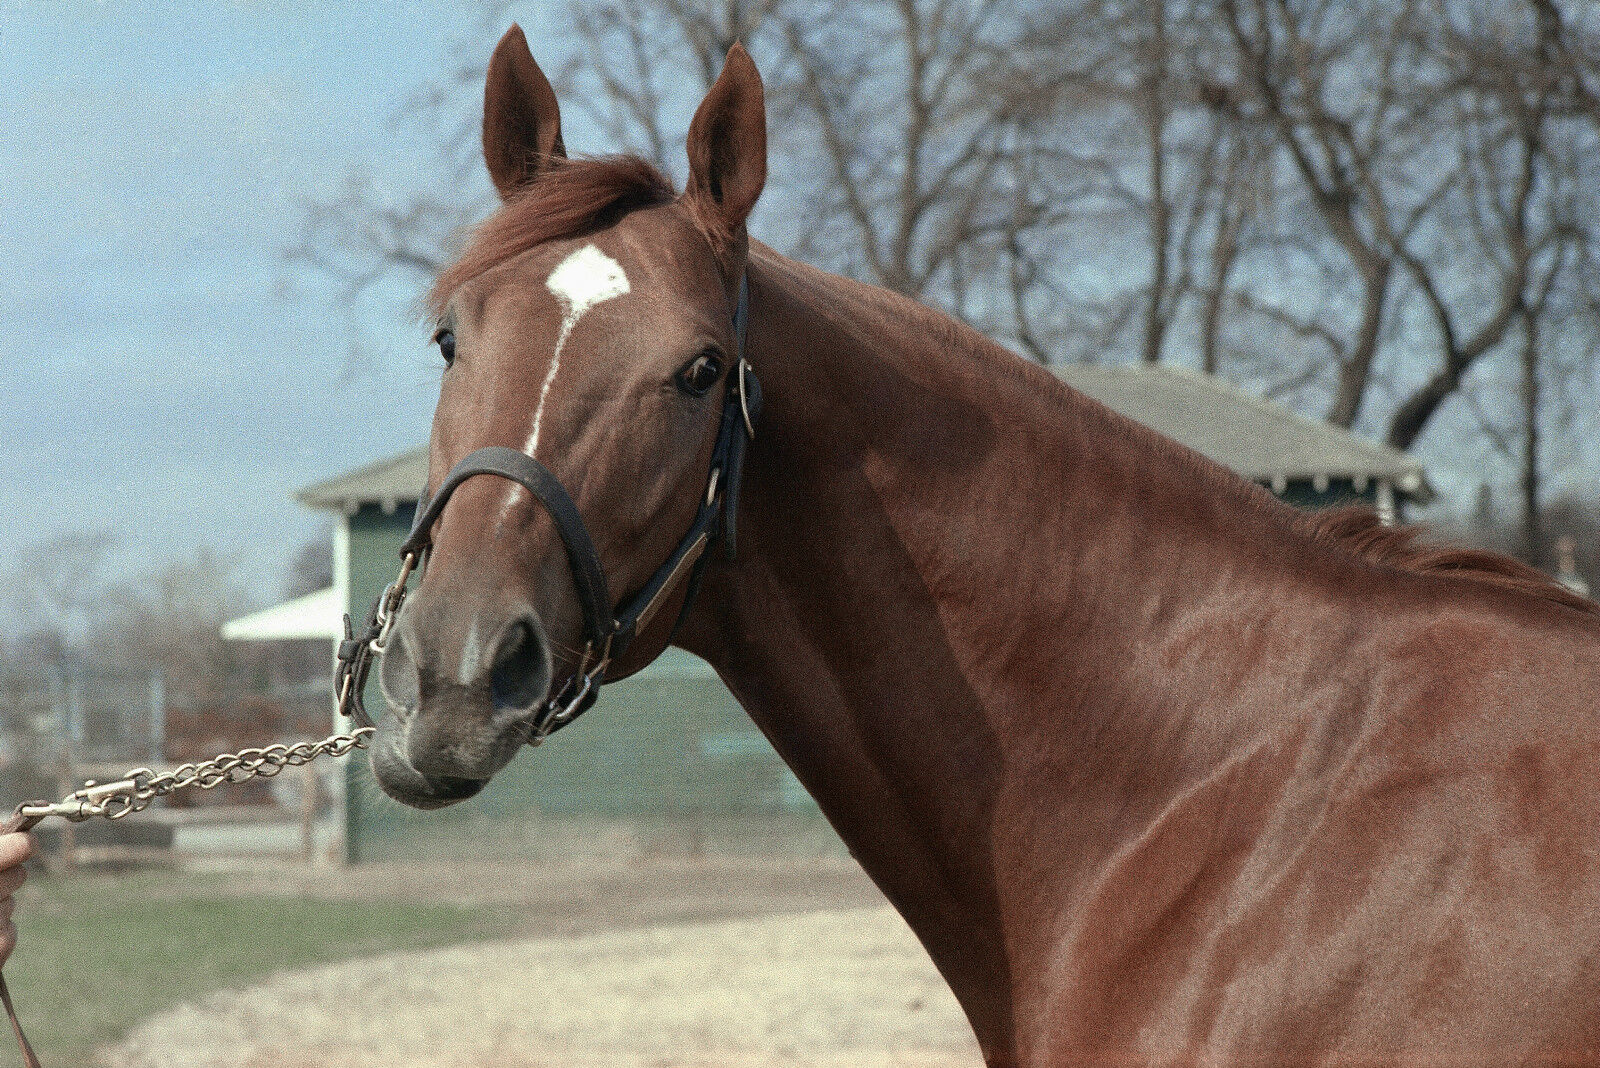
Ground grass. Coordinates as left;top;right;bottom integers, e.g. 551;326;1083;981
6;867;517;1066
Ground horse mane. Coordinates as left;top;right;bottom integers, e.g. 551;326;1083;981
1299;505;1600;618
428;163;1597;625
429;155;677;313
1026;356;1600;621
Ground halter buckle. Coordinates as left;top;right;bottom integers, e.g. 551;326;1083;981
368;552;419;655
528;639;613;746
335;550;421;728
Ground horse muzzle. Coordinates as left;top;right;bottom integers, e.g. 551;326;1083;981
371;598;555;808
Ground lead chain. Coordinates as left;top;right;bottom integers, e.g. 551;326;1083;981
16;726;376;825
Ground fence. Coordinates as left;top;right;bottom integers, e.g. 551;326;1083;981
0;664;163;794
0;666;344;862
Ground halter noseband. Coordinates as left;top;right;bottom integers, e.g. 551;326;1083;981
335;277;758;745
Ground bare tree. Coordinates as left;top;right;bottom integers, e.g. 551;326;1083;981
767;1;1041;306
6;531;116;661
284;533;335;600
1203;0;1600;451
558;0;783;173
93;547;256;706
286;0;1600;549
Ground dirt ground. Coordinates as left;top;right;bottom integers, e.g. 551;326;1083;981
191;854;895;936
101;857;984;1067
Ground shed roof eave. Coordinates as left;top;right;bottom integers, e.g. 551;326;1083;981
295;446;429;512
1257;469;1436;504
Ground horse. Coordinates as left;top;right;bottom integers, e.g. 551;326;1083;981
368;24;1600;1066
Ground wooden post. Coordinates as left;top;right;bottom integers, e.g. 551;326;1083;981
57;669;82;869
1376;479;1397;526
148;669;166;765
300;763;319;865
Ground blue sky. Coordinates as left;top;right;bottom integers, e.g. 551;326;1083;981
0;1;540;616
4;1;1591;632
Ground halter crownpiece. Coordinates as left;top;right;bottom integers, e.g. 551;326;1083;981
336;275;757;745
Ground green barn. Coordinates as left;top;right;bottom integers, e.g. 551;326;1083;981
224;447;825;863
225;366;1429;862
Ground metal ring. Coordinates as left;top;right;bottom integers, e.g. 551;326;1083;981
705;467;721;507
738;360;757;440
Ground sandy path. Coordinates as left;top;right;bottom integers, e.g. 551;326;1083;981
105;906;983;1067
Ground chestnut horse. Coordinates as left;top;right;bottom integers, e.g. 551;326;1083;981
372;25;1600;1066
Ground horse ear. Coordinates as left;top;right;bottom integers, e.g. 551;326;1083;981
482;24;566;201
685;43;767;242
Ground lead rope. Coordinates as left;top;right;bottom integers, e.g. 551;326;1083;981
0;974;40;1068
0;810;40;1068
0;727;375;1066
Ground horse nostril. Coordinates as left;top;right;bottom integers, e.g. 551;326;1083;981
490;618;548;712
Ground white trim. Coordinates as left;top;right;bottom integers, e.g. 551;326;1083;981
333;517;351;617
331;516;353;865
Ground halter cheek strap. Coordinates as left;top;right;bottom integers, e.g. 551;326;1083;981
335;276;757;744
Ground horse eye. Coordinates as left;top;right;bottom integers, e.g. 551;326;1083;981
675;351;724;396
434;329;456;367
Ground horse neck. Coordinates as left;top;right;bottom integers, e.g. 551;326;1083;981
678;246;1308;1046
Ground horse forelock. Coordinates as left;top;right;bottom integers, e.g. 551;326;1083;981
428;155;676;314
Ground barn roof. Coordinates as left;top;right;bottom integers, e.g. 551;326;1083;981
1054;364;1433;502
220;587;344;641
295;365;1432;510
296;446;429;513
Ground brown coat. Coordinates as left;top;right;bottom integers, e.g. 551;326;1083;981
394;27;1600;1066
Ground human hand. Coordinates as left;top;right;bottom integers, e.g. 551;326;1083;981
0;832;35;966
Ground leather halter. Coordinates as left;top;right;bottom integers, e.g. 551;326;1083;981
335;277;758;745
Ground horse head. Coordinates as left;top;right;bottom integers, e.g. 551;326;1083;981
371;25;767;808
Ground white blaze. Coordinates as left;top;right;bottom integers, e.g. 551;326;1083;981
525;243;631;458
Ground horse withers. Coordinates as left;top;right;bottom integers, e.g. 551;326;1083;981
371;24;1600;1066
